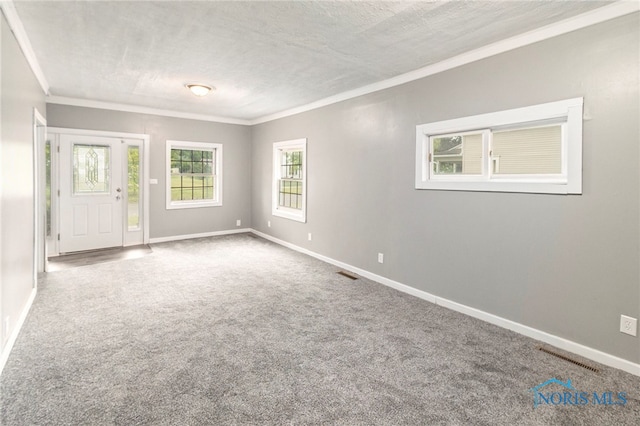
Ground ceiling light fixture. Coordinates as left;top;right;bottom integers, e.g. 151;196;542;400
186;84;214;97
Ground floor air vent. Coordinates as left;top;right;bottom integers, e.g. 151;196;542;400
538;346;600;373
337;271;358;280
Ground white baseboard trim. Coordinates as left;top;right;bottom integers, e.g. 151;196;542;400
251;229;640;377
251;229;437;303
0;288;37;376
149;228;252;244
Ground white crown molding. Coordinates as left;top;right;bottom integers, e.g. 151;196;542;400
0;1;49;95
11;1;637;126
46;96;252;126
250;1;640;125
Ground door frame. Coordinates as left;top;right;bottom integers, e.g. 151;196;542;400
33;108;47;277
48;127;150;256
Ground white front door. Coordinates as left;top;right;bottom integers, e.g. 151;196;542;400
59;135;124;253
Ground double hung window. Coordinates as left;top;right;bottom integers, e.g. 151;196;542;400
273;138;307;222
166;140;222;209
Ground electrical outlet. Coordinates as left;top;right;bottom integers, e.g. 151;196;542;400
308;233;312;241
3;317;9;339
236;219;241;227
378;253;384;264
267;220;271;228
620;315;637;336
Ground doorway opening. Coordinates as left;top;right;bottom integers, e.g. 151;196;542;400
47;128;150;257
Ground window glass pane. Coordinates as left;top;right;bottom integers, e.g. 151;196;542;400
128;146;140;230
204;186;213;199
171;188;181;201
278;179;303;210
277;149;305;210
193;187;204;200
181;188;193;200
169;146;216;204
492;125;562;174
432;133;482;175
45;140;51;236
281;150;303;179
73;144;110;194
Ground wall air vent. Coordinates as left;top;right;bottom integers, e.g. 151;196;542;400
337;271;358;280
538;346;600;373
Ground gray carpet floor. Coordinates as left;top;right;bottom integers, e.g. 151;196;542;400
1;233;639;425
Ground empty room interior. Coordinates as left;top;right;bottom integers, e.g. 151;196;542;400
1;1;639;424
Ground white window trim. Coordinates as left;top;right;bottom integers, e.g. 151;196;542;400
272;138;307;223
166;140;222;209
415;97;583;194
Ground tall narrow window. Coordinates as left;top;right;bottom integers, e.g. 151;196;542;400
166;140;222;209
45;139;52;237
273;139;307;222
128;146;140;230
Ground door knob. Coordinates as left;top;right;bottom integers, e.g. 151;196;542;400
116;195;121;201
116;188;122;192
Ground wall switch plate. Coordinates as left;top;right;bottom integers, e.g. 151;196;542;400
620;315;637;336
308;233;312;241
236;219;241;227
378;253;384;264
3;317;9;339
267;221;271;228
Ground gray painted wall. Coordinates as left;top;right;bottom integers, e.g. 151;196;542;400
0;12;46;354
46;105;252;239
251;14;640;363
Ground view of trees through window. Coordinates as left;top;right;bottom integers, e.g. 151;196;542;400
128;146;140;229
170;148;215;202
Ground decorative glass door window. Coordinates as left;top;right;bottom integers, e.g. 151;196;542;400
73;144;110;194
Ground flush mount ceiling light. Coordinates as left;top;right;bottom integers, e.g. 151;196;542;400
186;84;214;97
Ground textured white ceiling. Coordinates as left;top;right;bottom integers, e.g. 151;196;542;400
13;1;612;121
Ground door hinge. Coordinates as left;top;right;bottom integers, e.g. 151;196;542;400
57;146;60;153
57;233;60;241
428;153;432;162
57;190;60;197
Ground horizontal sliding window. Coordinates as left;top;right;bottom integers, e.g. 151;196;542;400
416;98;583;194
491;124;562;175
431;131;483;176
